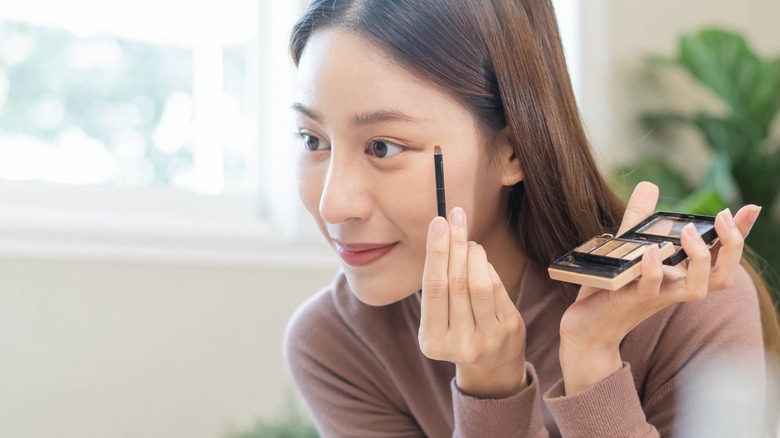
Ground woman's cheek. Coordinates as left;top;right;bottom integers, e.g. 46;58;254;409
295;159;325;218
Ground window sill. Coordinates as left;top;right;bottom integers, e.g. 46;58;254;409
0;181;338;268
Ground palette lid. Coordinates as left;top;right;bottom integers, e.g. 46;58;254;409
621;211;717;245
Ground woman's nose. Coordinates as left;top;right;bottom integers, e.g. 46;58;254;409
318;156;372;225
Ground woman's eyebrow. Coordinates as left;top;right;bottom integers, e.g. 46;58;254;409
291;103;321;122
291;103;424;127
351;109;423;127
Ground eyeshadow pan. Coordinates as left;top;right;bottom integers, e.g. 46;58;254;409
623;244;650;260
574;237;610;254
606;241;640;258
591;239;625;256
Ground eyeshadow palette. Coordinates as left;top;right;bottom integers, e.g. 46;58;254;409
548;211;718;290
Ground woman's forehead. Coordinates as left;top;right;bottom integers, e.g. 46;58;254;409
294;29;473;128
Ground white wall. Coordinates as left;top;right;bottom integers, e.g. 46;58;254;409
0;256;338;437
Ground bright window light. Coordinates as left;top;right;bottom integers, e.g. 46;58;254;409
0;0;260;196
0;1;320;265
552;0;582;100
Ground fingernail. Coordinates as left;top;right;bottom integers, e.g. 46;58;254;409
451;207;465;226
684;223;698;239
723;208;735;227
433;217;447;236
468;241;477;247
649;244;660;262
749;206;762;223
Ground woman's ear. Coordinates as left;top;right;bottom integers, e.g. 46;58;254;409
493;127;524;186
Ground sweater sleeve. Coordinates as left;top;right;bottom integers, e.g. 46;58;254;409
542;264;766;437
544;363;657;438
451;362;549;437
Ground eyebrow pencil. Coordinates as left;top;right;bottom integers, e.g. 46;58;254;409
434;145;446;218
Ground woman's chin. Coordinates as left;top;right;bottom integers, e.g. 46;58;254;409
345;272;420;306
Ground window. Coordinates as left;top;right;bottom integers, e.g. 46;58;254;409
0;1;331;266
0;0;261;195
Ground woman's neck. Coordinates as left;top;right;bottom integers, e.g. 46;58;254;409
481;221;527;304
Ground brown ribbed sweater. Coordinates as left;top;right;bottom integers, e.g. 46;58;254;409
284;261;765;437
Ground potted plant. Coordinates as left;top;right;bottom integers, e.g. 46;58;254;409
613;28;780;305
223;394;318;438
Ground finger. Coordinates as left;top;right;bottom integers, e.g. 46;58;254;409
448;207;475;333
487;263;518;324
678;223;711;301
575;285;600;303
733;204;761;238
708;240;722;266
616;182;659;235
708;208;744;291
467;242;498;332
635;245;664;302
420;216;450;341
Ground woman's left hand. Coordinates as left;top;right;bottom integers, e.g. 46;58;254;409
558;182;762;395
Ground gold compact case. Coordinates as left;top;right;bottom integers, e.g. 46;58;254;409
548;212;718;290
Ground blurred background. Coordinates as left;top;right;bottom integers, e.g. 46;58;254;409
0;0;777;437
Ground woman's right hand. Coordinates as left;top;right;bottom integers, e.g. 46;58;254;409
557;182;760;396
418;207;528;399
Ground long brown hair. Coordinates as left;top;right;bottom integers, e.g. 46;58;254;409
291;0;623;262
289;0;780;401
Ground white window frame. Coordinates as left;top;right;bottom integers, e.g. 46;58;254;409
0;0;335;267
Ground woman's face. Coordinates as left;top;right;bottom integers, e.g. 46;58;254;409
294;29;516;305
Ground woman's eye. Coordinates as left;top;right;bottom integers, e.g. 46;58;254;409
298;133;328;151
369;139;404;158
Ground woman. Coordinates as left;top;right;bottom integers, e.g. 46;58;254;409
284;0;777;436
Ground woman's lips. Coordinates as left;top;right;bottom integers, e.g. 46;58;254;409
335;242;398;267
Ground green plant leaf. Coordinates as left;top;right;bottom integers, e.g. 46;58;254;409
610;157;691;209
702;153;739;206
771;57;780;118
678;29;753;110
640;112;693;128
678;29;778;139
224;392;319;438
731;147;780;208
693;112;753;159
673;187;727;215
